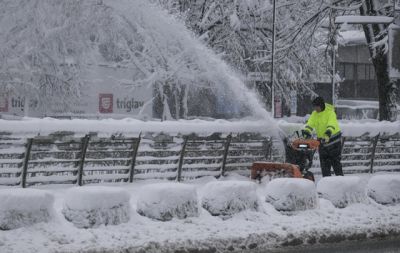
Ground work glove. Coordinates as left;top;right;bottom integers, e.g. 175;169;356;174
322;135;330;144
324;129;332;138
301;130;311;139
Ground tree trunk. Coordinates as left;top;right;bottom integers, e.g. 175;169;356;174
360;1;398;121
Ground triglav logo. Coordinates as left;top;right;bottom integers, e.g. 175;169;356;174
99;94;113;113
117;98;145;112
0;94;8;112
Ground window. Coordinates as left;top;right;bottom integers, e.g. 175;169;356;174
357;64;366;80
345;63;354;80
369;65;376;80
337;63;345;79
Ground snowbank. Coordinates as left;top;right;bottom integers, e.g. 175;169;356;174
317;176;367;208
201;181;259;216
136;183;199;221
1;174;400;253
0;189;54;230
0;118;278;136
265;178;318;212
62;186;130;228
278;119;400;137
367;175;400;205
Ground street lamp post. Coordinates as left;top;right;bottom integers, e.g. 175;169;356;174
270;0;277;117
330;8;337;106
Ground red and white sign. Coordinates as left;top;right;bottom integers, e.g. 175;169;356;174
0;94;8;112
99;94;113;113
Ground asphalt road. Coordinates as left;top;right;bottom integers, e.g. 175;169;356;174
269;237;400;253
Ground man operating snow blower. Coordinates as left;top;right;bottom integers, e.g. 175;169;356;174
302;97;344;177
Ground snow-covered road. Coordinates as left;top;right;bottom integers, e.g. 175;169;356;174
271;236;400;253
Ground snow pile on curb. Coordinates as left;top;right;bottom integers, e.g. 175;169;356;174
0;189;54;230
62;187;130;228
137;183;199;221
265;178;318;212
317;176;367;208
367;175;400;205
201;181;258;216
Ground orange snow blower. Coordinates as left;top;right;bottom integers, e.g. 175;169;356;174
251;137;320;182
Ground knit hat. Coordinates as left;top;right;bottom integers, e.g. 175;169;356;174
312;96;325;111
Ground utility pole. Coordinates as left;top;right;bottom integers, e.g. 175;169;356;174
270;0;277;117
329;6;337;106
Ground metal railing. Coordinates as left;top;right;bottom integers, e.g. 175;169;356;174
0;132;274;187
311;133;400;174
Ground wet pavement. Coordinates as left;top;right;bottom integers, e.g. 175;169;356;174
269;237;400;253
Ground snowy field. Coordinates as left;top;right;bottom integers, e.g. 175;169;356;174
1;172;400;253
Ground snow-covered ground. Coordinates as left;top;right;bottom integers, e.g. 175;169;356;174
0;117;399;252
1;172;400;253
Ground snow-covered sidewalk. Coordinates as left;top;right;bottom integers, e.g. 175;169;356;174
1;173;400;253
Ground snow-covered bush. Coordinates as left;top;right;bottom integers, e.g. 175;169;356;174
0;189;54;230
317;176;367;208
367;175;400;205
201;181;259;216
137;183;199;221
62;187;130;228
265;178;318;212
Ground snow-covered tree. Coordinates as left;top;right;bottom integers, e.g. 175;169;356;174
158;0;400;120
358;0;399;121
0;0;261;119
157;0;332;108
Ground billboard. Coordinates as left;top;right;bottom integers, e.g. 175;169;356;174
0;65;154;119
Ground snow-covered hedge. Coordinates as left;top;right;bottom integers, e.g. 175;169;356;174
265;178;318;212
0;189;54;230
367;175;400;205
62;187;130;228
137;183;199;221
317;176;367;208
201;181;259;216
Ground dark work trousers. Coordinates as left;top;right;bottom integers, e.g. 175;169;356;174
319;140;344;177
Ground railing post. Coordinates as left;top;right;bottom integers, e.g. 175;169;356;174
129;134;141;183
268;138;274;160
369;133;380;174
77;135;90;186
341;136;346;154
21;138;33;188
220;133;232;177
176;135;189;182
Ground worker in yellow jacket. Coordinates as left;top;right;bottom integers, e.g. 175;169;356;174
302;97;343;177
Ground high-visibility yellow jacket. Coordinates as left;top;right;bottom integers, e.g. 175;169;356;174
304;103;341;138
